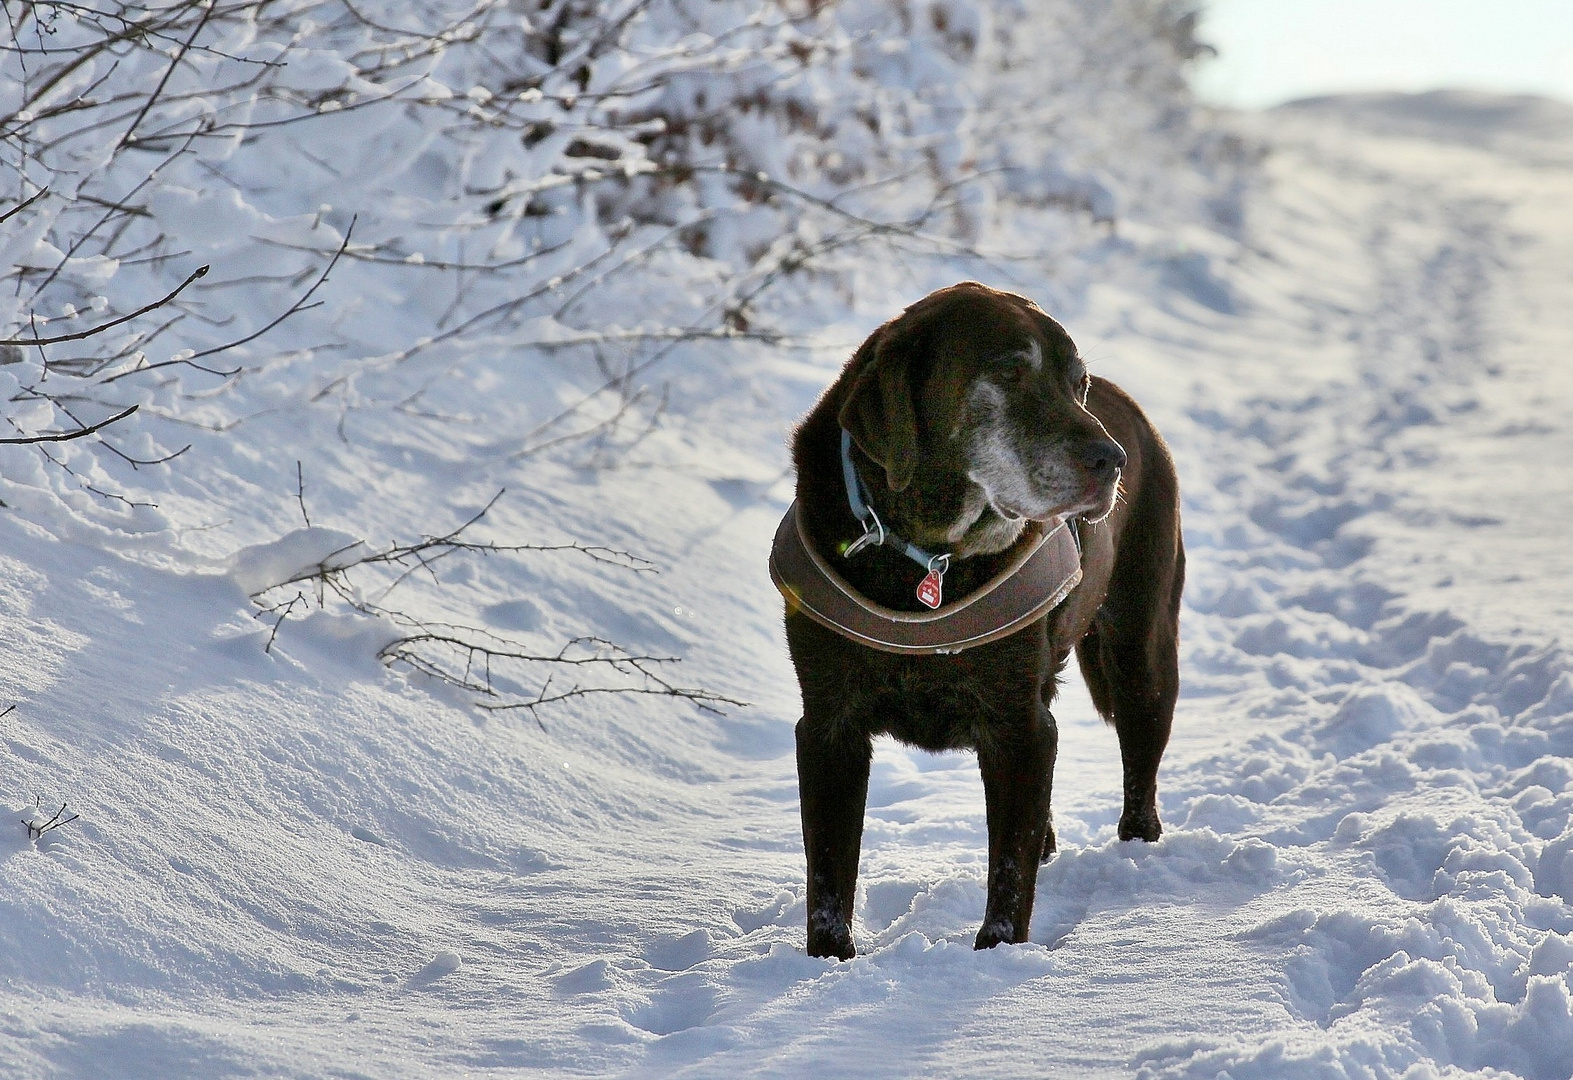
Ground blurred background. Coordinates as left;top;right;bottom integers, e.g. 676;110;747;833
1193;0;1573;108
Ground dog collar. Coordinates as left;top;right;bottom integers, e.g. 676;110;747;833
840;428;952;607
769;501;1083;655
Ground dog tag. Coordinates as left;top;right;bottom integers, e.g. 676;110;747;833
916;568;944;609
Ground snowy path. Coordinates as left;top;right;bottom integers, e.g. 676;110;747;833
3;95;1573;1079
589;96;1573;1079
1094;97;1573;1079
625;96;1573;1080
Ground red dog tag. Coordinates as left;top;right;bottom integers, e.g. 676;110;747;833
916;569;943;609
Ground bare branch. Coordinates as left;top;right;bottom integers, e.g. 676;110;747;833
0;186;47;225
99;438;193;467
252;489;657;599
0;404;138;445
116;0;217;151
183;217;355;362
255;233;573;273
380;632;748;721
0;265;209;346
22;798;79;840
296;460;311;527
240;488;728;717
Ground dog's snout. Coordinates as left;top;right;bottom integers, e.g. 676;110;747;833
1073;438;1126;479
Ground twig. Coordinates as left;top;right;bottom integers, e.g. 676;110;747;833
263;592;310;653
0;265;209;346
183;217;355;361
0;187;47;225
255;234;573;273
29;126;204;300
22;797;79;840
295;460;311;526
381;632;748;721
248;490;652;597
241;491;731;717
482;682;747;717
0;404;138;444
99;438;192;467
116;0;216;150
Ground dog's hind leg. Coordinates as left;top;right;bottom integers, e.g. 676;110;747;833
1110;632;1175;843
796;718;872;960
1076;528;1184;843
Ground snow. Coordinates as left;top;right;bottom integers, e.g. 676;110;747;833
2;1;1573;1076
225;528;366;596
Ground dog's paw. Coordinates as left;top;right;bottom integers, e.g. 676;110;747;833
1118;809;1163;842
807;926;856;961
973;917;1017;951
807;905;856;960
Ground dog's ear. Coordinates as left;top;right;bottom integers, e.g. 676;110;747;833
837;322;921;492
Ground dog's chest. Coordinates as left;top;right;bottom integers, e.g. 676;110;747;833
826;635;1046;751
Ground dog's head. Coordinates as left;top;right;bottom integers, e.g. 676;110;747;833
838;282;1125;555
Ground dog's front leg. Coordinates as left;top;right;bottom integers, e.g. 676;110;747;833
975;715;1055;949
796;718;872;960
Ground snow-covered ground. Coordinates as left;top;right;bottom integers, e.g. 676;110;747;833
3;10;1573;1078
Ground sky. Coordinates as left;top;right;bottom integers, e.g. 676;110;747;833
1192;0;1573;109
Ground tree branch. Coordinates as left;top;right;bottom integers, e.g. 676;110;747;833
0;186;47;225
0;265;209;346
0;404;138;445
183;217;354;361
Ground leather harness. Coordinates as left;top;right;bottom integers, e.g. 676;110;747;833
769;500;1084;657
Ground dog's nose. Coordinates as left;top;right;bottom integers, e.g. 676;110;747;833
1073;438;1126;478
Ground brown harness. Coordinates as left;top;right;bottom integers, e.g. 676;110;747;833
769;502;1083;655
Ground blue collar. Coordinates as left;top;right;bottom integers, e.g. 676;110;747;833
839;429;950;582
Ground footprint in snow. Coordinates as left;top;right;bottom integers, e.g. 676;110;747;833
644;928;711;972
625;971;717;1036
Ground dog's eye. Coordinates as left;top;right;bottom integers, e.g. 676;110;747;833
997;357;1033;384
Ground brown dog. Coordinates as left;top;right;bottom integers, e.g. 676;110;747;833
783;282;1183;958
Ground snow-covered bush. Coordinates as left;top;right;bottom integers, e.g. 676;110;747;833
1;0;1214;507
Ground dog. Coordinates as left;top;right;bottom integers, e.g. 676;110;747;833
781;281;1183;959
